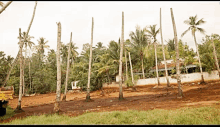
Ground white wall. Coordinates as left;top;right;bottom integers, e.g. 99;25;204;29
136;70;219;86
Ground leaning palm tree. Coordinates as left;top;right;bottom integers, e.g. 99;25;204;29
160;8;170;87
0;1;12;14
146;24;160;86
15;1;37;112
119;11;124;100
86;17;94;101
54;22;62;113
181;15;206;83
171;8;183;98
129;26;149;79
62;32;72;101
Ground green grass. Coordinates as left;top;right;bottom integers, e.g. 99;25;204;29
0;106;15;121
2;106;220;125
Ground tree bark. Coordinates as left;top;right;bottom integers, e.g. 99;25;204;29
170;8;183;98
128;52;135;87
14;28;24;112
86;17;94;101
0;1;12;14
62;32;72;101
29;57;31;93
154;42;160;86
141;56;145;79
54;22;62;113
212;39;220;77
193;32;205;83
119;12;124;100
160;8;170;87
3;1;37;87
125;51;128;81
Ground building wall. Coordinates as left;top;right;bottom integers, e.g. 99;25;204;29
136;70;219;86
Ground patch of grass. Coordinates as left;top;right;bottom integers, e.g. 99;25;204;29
2;106;220;125
0;106;15;120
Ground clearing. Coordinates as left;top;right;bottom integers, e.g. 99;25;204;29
1;80;220;123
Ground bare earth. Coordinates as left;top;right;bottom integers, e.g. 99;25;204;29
1;80;220;123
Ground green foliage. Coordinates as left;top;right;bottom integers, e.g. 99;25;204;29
3;106;220;125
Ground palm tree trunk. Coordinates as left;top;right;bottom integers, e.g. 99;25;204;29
86;17;94;101
125;51;128;81
154;42;160;86
0;1;12;14
128;52;135;87
62;32;72;101
3;1;37;87
193;32;205;83
119;11;124;100
54;22;62;113
29;57;31;93
15;2;37;112
170;8;183;98
141;56;145;79
22;46;27;96
15;28;24;112
160;8;170;87
212;39;220;77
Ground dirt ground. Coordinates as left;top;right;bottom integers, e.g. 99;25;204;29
1;80;220;123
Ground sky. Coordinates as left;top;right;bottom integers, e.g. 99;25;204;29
1;1;220;58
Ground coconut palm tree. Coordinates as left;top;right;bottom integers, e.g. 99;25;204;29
54;22;62;113
119;11;124;100
86;17;94;101
35;37;50;61
181;15;206;83
62;32;72;101
146;24;160;86
129;26;149;79
170;8;183;98
15;1;37;112
160;8;170;87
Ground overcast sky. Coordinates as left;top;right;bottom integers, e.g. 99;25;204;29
1;1;220;58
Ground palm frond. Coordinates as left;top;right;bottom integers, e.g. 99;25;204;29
181;27;191;37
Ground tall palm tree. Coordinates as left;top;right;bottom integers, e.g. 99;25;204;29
119;11;124;100
54;22;62;113
181;15;206;83
35;37;50;60
129;26;149;79
15;1;37;112
210;34;220;77
160;8;170;87
86;17;94;101
62;32;72;101
146;24;160;86
18;32;35;95
170;8;183;98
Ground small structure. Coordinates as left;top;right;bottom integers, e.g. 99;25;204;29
71;81;80;90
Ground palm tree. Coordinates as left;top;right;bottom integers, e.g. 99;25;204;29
181;15;206;83
119;11;124;100
54;22;62;113
18;32;35;95
210;34;220;77
170;8;183;98
146;24;160;86
35;37;50;60
0;1;12;14
129;26;149;79
160;8;170;87
86;17;94;101
15;1;37;112
62;32;72;101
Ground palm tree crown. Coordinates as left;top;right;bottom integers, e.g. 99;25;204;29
181;15;206;37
